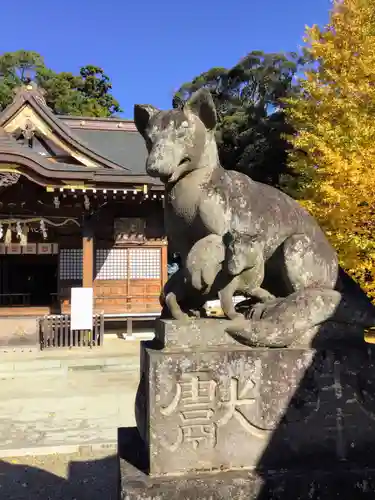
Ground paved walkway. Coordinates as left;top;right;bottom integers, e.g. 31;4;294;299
0;365;139;456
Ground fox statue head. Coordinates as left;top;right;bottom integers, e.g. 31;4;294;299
223;229;262;276
134;89;219;185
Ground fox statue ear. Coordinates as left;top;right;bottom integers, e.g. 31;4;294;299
185;89;217;131
134;104;159;137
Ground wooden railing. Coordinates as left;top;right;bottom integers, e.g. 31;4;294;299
39;313;104;349
0;293;31;306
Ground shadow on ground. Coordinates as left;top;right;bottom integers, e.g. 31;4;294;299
0;454;117;500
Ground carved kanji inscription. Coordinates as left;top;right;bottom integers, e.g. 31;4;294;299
159;371;264;450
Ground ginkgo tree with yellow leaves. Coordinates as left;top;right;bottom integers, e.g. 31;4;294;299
285;0;375;299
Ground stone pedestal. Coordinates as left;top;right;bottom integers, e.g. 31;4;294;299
119;319;375;499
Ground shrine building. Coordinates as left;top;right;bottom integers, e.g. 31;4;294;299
0;83;167;344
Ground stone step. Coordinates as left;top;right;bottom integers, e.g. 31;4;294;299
0;348;140;377
0;357;140;377
0;441;118;459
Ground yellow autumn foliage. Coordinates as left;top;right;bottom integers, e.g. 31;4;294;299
285;0;375;299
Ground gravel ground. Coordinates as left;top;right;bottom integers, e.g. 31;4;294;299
0;450;117;500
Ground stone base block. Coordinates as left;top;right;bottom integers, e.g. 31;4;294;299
0;317;39;348
136;320;375;476
118;427;375;500
118;423;375;499
119;462;375;500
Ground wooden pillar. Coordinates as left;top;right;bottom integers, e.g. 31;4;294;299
161;243;168;286
82;217;94;288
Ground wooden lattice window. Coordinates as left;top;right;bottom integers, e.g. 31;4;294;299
59;249;83;280
95;248;128;280
129;248;161;279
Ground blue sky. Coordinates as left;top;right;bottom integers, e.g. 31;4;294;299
2;0;331;118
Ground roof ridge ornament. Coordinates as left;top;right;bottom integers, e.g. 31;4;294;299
12;80;48;107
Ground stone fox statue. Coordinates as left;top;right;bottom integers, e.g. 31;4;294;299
162;231;275;321
134;89;375;346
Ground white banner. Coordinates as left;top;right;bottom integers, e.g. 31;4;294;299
71;287;93;330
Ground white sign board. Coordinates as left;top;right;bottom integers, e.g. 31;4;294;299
71;287;93;330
